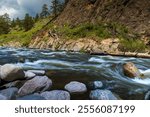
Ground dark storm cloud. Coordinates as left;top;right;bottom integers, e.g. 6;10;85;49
0;0;50;19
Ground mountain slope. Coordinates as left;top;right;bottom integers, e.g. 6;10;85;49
55;0;150;37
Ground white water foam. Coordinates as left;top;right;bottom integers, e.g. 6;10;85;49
88;57;106;63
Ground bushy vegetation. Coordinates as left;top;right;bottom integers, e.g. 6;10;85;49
0;18;49;47
120;39;146;52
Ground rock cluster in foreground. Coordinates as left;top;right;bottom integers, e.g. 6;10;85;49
0;64;120;100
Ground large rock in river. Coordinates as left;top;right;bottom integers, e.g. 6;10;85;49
90;89;118;100
40;90;70;100
123;62;140;78
65;81;87;94
0;64;25;81
18;76;52;96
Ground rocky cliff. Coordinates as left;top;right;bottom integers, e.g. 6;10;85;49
55;0;150;37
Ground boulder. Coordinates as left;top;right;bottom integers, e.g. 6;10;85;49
0;94;7;100
65;81;87;94
123;62;140;78
18;76;52;96
27;70;45;76
0;64;25;82
88;81;103;90
41;90;70;100
17;94;46;100
24;71;36;79
0;87;18;100
90;89;118;100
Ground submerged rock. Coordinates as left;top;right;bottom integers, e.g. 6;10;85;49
41;90;70;100
0;87;18;100
88;81;103;90
27;70;45;76
18;76;52;96
123;62;140;78
90;89;118;100
17;94;46;100
65;81;87;94
0;64;25;82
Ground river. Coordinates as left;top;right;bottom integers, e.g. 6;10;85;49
0;47;150;100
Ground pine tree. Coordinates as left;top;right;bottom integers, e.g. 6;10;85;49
40;4;50;18
35;13;39;22
0;13;11;34
23;13;34;31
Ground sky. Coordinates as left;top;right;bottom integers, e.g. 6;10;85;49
0;0;50;19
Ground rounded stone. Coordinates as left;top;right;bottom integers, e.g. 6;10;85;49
65;81;87;94
41;90;70;100
90;89;118;100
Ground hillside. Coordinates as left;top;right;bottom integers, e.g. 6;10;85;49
55;0;150;37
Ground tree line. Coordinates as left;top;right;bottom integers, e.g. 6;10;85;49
0;0;68;34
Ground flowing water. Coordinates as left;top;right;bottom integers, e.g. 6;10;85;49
0;47;150;100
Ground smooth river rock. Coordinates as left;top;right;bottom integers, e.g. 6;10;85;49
123;62;141;78
24;71;36;79
89;81;103;90
17;94;46;100
18;76;52;96
65;81;87;94
40;90;70;100
0;87;18;100
27;70;45;76
0;64;25;82
90;89;118;100
0;94;7;100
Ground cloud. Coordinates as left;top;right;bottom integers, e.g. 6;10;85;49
0;0;50;19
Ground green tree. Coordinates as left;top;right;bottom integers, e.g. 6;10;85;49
35;13;39;22
23;13;34;31
0;13;11;34
51;0;63;17
40;4;50;18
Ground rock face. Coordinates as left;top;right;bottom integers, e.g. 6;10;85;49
123;62;141;78
18;76;52;96
0;88;18;100
90;89;118;100
0;64;25;82
65;81;87;94
40;90;70;100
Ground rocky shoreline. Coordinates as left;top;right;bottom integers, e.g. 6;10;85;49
0;64;119;100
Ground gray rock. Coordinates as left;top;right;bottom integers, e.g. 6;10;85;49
0;87;18;100
0;94;7;100
0;64;25;82
89;81;103;89
65;81;87;94
145;91;150;100
27;70;45;76
24;71;36;79
123;62;140;78
90;89;118;100
18;76;52;96
17;94;46;100
41;90;70;100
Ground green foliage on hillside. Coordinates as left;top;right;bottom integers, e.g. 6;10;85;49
0;18;49;47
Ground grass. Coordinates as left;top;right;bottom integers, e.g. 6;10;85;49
120;39;146;52
0;18;49;47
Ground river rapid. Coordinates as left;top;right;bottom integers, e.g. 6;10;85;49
0;47;150;100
